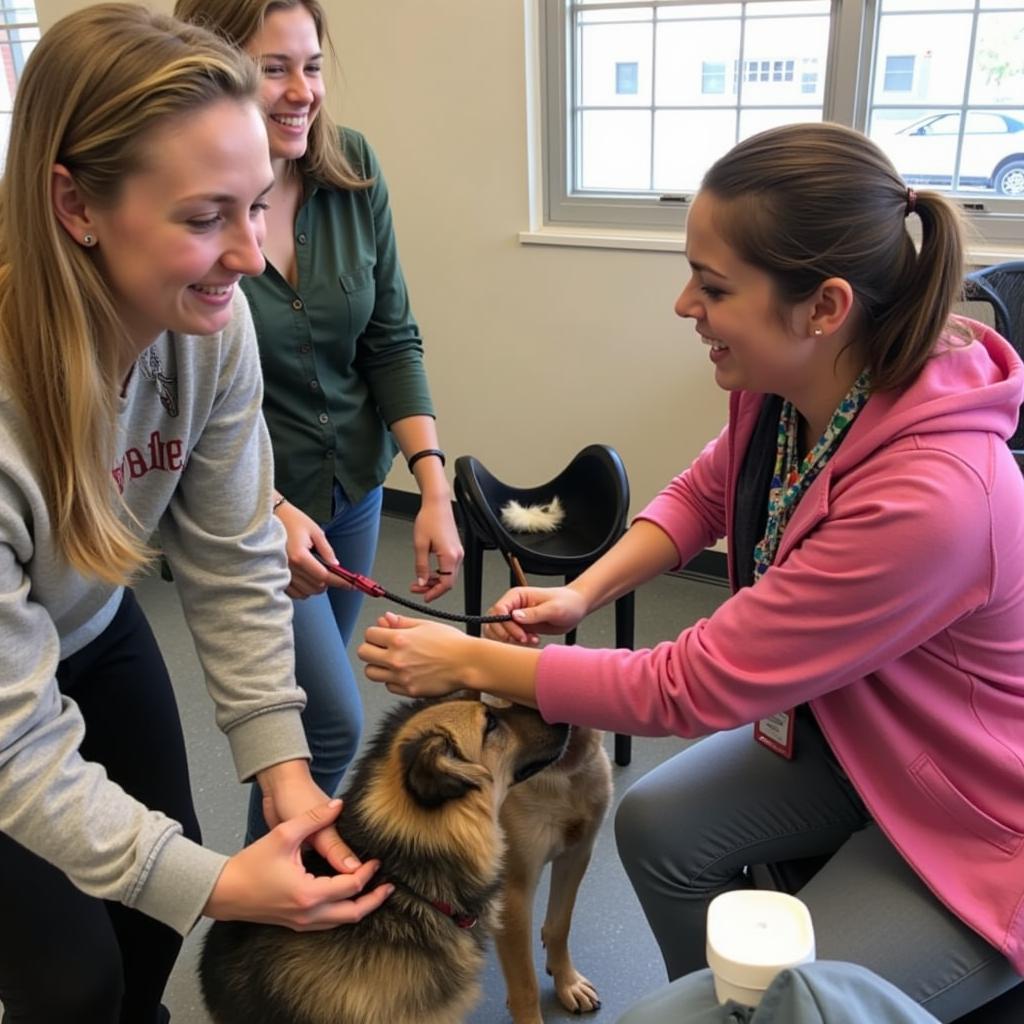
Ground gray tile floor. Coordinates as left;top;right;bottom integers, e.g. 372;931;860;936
143;512;729;1023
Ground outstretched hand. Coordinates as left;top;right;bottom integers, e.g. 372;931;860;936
204;800;392;930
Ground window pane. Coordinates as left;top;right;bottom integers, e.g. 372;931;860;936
653;109;736;190
580;109;652;189
742;14;829;106
962;110;1024;195
969;12;1024;106
575;0;832;196
656;19;741;107
881;0;976;11
868;2;1024;200
739;106;822;138
753;0;830;13
0;17;38;174
869;107;1024;196
580;22;653;106
657;3;742;20
579;6;654;24
872;13;973;107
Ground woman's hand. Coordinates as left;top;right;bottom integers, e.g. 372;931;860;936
256;758;361;874
409;495;464;602
203;799;392;930
483;585;589;645
358;612;472;698
276;501;351;599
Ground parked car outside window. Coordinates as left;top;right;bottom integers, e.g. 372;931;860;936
876;111;1024;197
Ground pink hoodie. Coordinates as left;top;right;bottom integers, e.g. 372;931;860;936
536;321;1024;972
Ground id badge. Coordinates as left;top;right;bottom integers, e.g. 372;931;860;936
754;709;795;759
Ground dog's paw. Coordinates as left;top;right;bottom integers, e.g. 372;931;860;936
505;995;544;1024
553;969;601;1015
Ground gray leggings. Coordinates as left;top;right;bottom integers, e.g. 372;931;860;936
614;718;1021;1022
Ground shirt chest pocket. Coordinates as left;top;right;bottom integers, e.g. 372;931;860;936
338;265;375;336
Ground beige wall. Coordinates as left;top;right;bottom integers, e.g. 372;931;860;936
328;0;724;510
34;0;728;515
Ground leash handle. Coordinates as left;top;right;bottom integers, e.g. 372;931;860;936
317;558;514;625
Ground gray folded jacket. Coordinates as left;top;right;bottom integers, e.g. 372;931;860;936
616;961;941;1024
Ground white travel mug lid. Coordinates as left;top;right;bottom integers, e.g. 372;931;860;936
706;890;816;1008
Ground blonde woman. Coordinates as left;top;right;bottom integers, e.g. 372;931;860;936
0;6;389;1022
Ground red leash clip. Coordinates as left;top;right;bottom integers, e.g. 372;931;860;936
322;562;387;598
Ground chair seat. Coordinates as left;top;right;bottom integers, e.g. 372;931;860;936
454;444;630;571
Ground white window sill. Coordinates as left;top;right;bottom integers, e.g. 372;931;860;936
518;226;1024;267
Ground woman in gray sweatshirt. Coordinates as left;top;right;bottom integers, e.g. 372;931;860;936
0;6;390;1022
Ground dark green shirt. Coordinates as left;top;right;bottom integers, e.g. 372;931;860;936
242;128;434;524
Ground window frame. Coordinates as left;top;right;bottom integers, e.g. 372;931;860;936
0;1;40;173
539;0;1024;247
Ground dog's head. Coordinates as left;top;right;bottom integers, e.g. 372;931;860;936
353;698;569;837
397;698;569;809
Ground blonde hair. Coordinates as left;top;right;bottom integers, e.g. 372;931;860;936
701;122;966;391
0;3;259;585
173;0;371;191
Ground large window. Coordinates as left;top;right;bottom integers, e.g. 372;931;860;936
541;0;1024;244
0;0;39;172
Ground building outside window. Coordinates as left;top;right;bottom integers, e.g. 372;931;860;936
884;54;916;93
616;60;641;93
702;59;727;94
542;0;1024;243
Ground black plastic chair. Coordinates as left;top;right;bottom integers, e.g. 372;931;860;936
454;444;635;766
963;260;1024;460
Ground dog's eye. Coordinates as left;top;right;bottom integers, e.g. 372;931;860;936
484;710;500;735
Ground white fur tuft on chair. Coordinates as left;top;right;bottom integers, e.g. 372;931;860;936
499;496;565;534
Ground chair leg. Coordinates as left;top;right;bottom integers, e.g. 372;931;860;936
613;591;636;767
463;534;484;638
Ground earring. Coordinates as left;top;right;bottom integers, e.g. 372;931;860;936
82;233;96;247
812;326;824;337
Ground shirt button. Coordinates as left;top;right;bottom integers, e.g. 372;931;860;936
324;449;335;460
318;413;329;424
292;298;303;311
309;380;320;392
300;343;311;354
297;233;308;245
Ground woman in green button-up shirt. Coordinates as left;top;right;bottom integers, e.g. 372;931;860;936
175;0;464;843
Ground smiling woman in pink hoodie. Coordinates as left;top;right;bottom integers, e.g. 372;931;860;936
359;123;1024;1022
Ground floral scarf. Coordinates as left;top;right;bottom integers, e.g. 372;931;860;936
752;371;871;582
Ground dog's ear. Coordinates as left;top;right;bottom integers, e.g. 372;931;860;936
400;731;486;808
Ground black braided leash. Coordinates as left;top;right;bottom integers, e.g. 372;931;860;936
319;559;514;626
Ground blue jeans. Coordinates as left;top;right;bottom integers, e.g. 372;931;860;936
246;482;382;843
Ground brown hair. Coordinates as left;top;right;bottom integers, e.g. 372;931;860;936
701;122;966;391
0;3;259;584
173;0;371;191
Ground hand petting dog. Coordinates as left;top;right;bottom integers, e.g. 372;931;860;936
203;759;392;931
203;797;391;931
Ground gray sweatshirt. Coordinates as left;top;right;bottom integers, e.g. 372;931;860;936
0;291;308;935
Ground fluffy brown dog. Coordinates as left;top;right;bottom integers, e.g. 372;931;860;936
493;720;613;1024
199;697;569;1024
